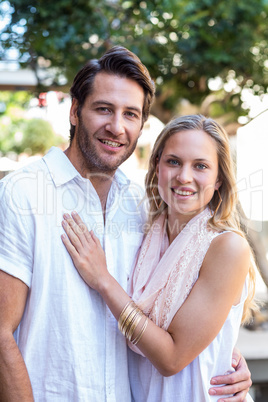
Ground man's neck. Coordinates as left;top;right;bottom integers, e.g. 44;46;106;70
89;173;114;213
64;145;115;214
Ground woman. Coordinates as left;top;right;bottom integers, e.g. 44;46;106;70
61;115;256;401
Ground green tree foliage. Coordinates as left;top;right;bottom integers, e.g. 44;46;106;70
19;118;60;154
0;115;60;155
0;92;61;155
0;91;31;154
1;0;268;121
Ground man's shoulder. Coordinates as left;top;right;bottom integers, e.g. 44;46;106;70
0;158;45;186
0;157;46;187
0;147;67;191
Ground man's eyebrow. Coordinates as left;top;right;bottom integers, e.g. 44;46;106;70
91;100;112;107
126;106;142;115
92;100;142;114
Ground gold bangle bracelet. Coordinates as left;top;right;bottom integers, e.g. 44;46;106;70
121;307;138;336
126;311;144;341
118;301;136;332
124;309;140;337
132;317;149;345
119;301;134;319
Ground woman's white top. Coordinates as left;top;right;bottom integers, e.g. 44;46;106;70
128;268;247;402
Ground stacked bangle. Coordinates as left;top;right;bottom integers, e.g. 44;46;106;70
132;317;149;345
118;301;136;333
118;301;148;345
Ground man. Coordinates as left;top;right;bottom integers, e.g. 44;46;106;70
0;47;251;401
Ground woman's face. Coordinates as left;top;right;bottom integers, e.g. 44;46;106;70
156;129;221;225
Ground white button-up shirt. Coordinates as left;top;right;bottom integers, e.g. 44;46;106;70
0;147;145;402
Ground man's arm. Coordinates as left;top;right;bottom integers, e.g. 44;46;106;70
0;270;34;402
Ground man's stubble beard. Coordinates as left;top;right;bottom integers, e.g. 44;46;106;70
76;116;139;175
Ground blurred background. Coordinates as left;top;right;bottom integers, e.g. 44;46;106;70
0;0;268;399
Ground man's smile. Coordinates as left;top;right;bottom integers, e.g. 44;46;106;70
99;139;123;148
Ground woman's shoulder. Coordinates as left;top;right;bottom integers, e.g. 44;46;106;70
212;230;249;252
204;230;250;274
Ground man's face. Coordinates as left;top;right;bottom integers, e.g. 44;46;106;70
70;72;144;175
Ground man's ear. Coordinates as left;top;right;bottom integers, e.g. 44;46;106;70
70;99;79;126
138;129;143;138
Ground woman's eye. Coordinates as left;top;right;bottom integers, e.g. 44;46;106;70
196;163;207;170
167;159;180;166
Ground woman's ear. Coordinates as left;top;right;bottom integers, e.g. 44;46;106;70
215;178;222;191
156;157;159;178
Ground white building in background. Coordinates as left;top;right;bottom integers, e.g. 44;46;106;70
0;63;70;140
0;67;38;90
236;110;268;223
236;111;268;295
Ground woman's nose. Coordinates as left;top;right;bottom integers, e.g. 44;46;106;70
176;166;192;183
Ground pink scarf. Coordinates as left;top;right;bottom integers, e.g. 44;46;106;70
128;208;220;354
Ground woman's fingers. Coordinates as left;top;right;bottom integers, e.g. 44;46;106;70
61;212;108;290
62;212;91;249
62;218;83;252
61;231;79;262
70;211;93;244
90;229;101;246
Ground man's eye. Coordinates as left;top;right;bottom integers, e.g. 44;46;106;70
125;111;137;118
97;107;110;113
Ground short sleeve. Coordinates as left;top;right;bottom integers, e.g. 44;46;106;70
0;178;34;287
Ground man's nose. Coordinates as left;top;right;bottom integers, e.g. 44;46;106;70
106;113;125;136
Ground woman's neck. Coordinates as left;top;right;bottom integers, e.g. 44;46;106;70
166;207;207;244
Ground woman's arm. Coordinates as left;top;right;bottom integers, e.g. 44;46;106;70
157;231;249;374
62;212;250;389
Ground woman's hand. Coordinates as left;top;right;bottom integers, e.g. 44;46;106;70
61;211;109;291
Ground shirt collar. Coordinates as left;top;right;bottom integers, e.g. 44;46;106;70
113;167;130;188
43;146;131;188
43;147;80;187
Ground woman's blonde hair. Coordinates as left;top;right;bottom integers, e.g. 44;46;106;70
145;114;257;323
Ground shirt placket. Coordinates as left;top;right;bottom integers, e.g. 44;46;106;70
104;265;117;401
104;184;120;401
81;180;111;401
